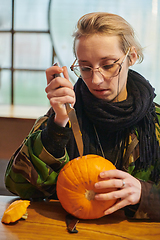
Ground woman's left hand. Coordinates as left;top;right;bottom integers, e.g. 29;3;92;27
94;169;141;215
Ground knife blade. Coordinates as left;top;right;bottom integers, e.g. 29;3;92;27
53;63;83;158
65;103;83;158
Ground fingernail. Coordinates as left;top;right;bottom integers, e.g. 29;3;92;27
100;172;105;177
94;182;99;188
58;68;63;73
94;194;99;199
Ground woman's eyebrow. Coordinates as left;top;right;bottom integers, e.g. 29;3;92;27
100;56;121;64
78;56;118;63
100;56;119;61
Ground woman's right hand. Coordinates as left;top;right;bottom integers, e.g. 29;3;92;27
45;65;75;127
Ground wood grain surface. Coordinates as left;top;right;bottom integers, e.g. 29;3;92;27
0;196;160;240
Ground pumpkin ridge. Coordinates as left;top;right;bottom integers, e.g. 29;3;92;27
86;156;96;187
57;181;85;197
60;166;82;190
57;181;86;216
72;206;84;218
69;158;86;187
86;157;90;186
86;156;99;186
87;198;96;219
74;157;90;187
82;156;91;186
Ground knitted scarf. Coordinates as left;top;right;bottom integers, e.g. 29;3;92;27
72;69;160;180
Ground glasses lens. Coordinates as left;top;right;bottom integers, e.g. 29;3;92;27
73;66;92;79
72;66;81;77
100;63;120;78
72;63;121;79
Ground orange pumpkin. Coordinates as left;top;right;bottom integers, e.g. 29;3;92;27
56;154;116;219
1;200;30;224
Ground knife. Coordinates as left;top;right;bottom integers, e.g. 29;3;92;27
53;63;83;158
65;214;79;233
65;102;83;157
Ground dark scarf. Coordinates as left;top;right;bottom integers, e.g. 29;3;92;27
72;69;160;180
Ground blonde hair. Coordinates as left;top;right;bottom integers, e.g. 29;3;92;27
73;12;143;63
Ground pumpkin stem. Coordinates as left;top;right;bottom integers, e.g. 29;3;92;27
85;190;95;201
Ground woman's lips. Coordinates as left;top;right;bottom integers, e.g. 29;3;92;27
94;88;109;93
92;88;111;97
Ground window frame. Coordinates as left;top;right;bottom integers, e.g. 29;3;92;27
0;0;55;105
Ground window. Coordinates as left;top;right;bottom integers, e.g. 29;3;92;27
0;0;159;107
0;0;52;106
49;0;160;103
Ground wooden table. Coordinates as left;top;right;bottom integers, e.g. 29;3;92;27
0;196;160;240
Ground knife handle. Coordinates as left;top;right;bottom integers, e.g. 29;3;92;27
53;62;61;78
53;63;72;112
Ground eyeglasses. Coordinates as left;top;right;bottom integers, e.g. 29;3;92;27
70;49;130;80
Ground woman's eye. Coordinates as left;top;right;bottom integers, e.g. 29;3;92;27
102;64;114;70
81;66;91;72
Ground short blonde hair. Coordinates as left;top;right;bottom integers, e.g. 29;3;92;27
73;12;143;63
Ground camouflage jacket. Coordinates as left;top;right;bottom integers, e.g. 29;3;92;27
5;105;160;220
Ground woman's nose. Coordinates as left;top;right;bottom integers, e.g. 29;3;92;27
91;70;104;85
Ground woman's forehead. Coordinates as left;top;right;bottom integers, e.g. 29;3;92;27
75;34;123;59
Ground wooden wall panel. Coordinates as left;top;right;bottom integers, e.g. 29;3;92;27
0;117;35;160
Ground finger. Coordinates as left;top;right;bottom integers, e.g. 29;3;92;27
47;88;75;104
95;188;127;201
104;198;127;215
49;96;74;109
46;66;63;84
45;77;73;93
46;84;74;97
62;66;70;80
99;169;129;180
95;178;125;190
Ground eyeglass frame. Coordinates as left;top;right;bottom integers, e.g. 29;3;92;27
70;48;130;79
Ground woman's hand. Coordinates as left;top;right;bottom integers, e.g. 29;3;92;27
45;65;75;127
94;169;141;215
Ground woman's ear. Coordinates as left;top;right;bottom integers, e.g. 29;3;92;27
128;46;138;66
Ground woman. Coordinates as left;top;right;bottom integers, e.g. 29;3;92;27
5;12;160;220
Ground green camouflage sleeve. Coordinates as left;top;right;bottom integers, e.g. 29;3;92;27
125;104;160;220
5;115;69;199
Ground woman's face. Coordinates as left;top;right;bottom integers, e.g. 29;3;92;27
75;34;131;102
